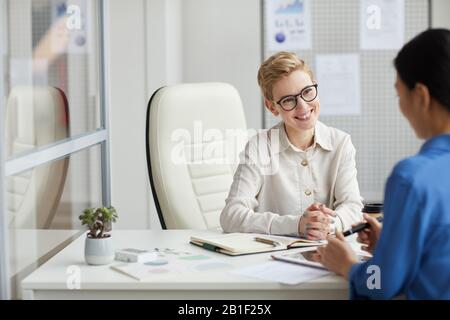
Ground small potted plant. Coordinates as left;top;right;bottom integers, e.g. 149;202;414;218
79;206;118;265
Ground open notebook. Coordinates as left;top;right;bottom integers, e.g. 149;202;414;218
190;233;325;256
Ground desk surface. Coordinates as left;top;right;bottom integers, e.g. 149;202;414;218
21;230;351;300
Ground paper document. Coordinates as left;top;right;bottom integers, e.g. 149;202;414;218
111;249;234;281
360;0;405;50
315;54;361;115
230;260;330;285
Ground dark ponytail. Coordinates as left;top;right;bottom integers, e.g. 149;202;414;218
394;28;450;112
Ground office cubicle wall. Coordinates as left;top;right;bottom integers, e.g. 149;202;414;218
262;0;429;201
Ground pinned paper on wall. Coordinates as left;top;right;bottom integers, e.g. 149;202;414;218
265;0;312;51
315;54;361;116
360;0;405;50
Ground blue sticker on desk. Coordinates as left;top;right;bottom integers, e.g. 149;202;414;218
144;259;168;266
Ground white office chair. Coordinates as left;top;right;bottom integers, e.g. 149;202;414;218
146;82;247;229
5;86;70;229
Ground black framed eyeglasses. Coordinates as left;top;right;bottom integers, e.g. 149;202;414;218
275;84;318;111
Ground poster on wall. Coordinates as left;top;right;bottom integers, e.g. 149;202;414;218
360;0;405;50
265;0;312;51
315;54;361;116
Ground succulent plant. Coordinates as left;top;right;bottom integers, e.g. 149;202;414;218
79;206;118;238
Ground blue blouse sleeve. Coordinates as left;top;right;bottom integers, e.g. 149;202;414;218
348;172;426;299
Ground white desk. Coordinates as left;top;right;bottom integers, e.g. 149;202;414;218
21;230;350;300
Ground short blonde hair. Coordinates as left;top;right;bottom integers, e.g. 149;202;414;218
257;51;315;101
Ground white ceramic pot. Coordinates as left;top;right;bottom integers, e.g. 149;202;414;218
84;236;114;265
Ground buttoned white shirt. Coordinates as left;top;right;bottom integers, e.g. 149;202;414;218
220;121;363;236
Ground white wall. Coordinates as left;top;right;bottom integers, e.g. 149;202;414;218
146;0;183;90
108;0;264;229
146;0;263;130
181;0;263;130
432;0;450;29
107;0;152;229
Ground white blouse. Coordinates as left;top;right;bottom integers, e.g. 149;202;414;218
220;121;363;236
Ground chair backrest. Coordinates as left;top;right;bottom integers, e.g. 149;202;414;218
146;83;247;230
5;86;70;228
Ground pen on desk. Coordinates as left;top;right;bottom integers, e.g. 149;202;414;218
254;237;281;247
343;216;384;237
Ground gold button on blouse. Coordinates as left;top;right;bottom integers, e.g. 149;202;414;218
301;159;308;167
305;189;312;196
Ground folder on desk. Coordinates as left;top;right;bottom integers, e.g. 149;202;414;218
190;233;325;256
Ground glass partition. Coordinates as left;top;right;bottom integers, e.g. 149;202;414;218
3;0;102;159
8;145;102;298
0;0;108;299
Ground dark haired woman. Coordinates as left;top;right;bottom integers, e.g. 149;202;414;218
316;28;450;299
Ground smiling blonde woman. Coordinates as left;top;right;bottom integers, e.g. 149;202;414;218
220;51;363;240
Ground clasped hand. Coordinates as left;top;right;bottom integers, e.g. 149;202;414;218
298;203;336;240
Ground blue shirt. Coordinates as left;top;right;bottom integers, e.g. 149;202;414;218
348;134;450;299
